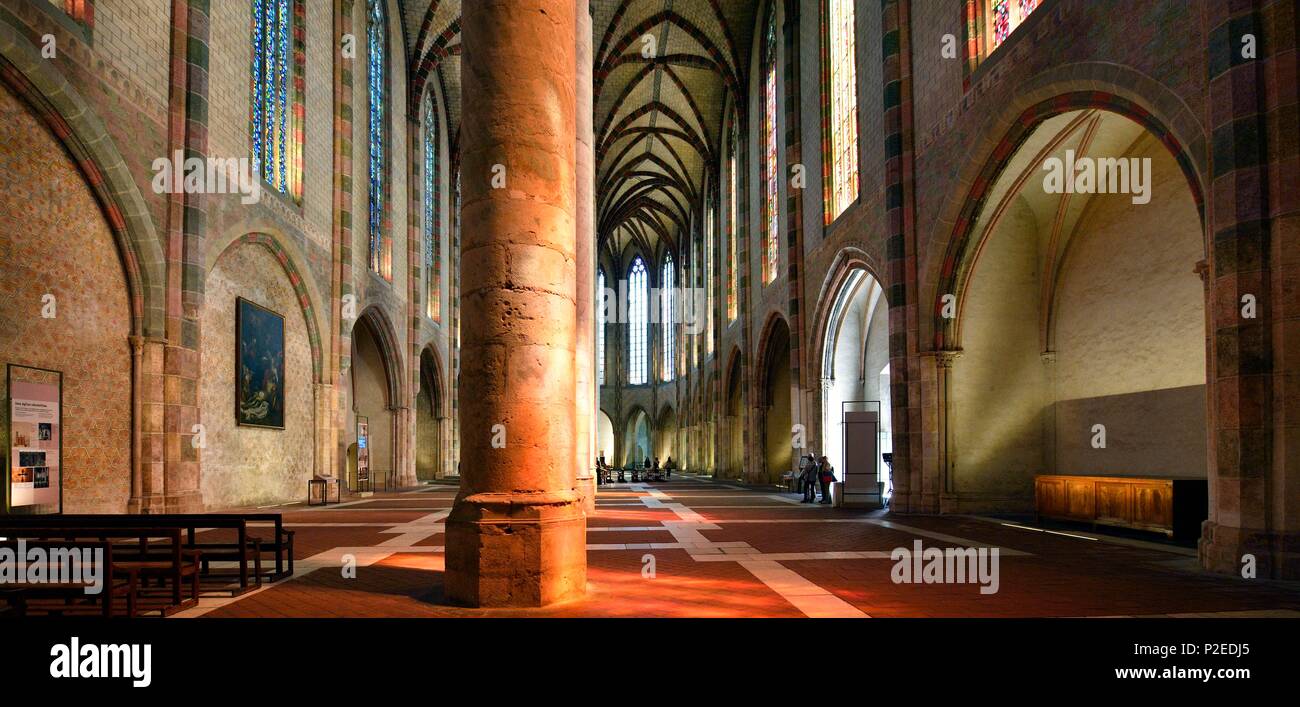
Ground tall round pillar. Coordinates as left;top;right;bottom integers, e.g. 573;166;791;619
574;0;597;513
446;0;587;607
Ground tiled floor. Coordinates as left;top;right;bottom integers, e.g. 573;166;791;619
178;474;1300;618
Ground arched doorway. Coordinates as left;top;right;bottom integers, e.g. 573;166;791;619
349;310;401;490
597;409;615;465
758;316;792;485
725;351;744;479
416;347;443;482
944;108;1206;511
623;408;651;466
655;405;677;464
817;267;891;497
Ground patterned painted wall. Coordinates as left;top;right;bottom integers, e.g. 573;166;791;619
200;242;314;508
0;83;132;513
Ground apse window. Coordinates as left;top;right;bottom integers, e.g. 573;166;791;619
628;257;649;385
661;255;675;382
250;0;303;202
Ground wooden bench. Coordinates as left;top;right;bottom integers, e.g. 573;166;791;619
0;513;294;591
0;528;197;615
177;513;294;583
0;539;136;617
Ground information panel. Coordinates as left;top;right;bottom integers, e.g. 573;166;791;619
843;409;880;508
6;365;63;513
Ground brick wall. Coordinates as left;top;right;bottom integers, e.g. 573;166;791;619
0;82;132;513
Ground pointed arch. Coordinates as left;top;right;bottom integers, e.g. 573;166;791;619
928;85;1207;350
0;17;165;338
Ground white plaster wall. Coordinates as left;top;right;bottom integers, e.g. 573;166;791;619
1052;136;1207;477
951;197;1049;499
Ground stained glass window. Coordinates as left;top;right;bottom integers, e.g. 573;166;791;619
705;193;714;355
692;233;701;368
661;255;675;382
763;10;779;285
597;268;606;385
251;0;298;197
629;257;649;385
727;123;738;321
367;0;390;279
424;94;440;320
825;0;858;223
52;1;93;27
991;0;1039;50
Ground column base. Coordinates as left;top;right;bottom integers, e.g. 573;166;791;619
127;494;168;514
576;475;596;513
1199;521;1300;580
164;490;205;513
445;490;587;607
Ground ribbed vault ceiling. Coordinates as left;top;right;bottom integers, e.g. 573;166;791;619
401;1;759;261
593;0;755;262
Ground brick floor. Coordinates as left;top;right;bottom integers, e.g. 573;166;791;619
184;475;1300;618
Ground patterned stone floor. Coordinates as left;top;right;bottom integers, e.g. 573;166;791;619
176;474;1300;618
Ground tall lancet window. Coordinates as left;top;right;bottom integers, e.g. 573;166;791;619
628;257;649;385
705;195;715;355
367;0;391;279
661;255;675;382
251;0;302;200
823;0;858;223
597;268;607;385
727;120;738;321
424;93;441;320
762;8;779;284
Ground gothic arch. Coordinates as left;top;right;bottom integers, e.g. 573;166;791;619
753;311;791;406
927;79;1208;350
0;17;166;338
808;247;887;385
354;305;407;410
208;231;327;385
419;344;445;415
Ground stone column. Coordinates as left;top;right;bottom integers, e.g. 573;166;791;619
129;336;167;513
161;0;209;513
1198;0;1300;579
932;349;961;510
573;0;597;513
313;382;337;479
446;0;586;607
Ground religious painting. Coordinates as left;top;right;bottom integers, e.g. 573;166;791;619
235;297;286;429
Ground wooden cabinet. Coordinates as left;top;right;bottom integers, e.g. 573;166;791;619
1034;475;1207;540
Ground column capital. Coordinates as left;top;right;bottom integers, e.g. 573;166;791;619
926;349;963;369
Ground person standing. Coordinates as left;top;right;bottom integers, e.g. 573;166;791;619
801;455;819;503
818;455;835;505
